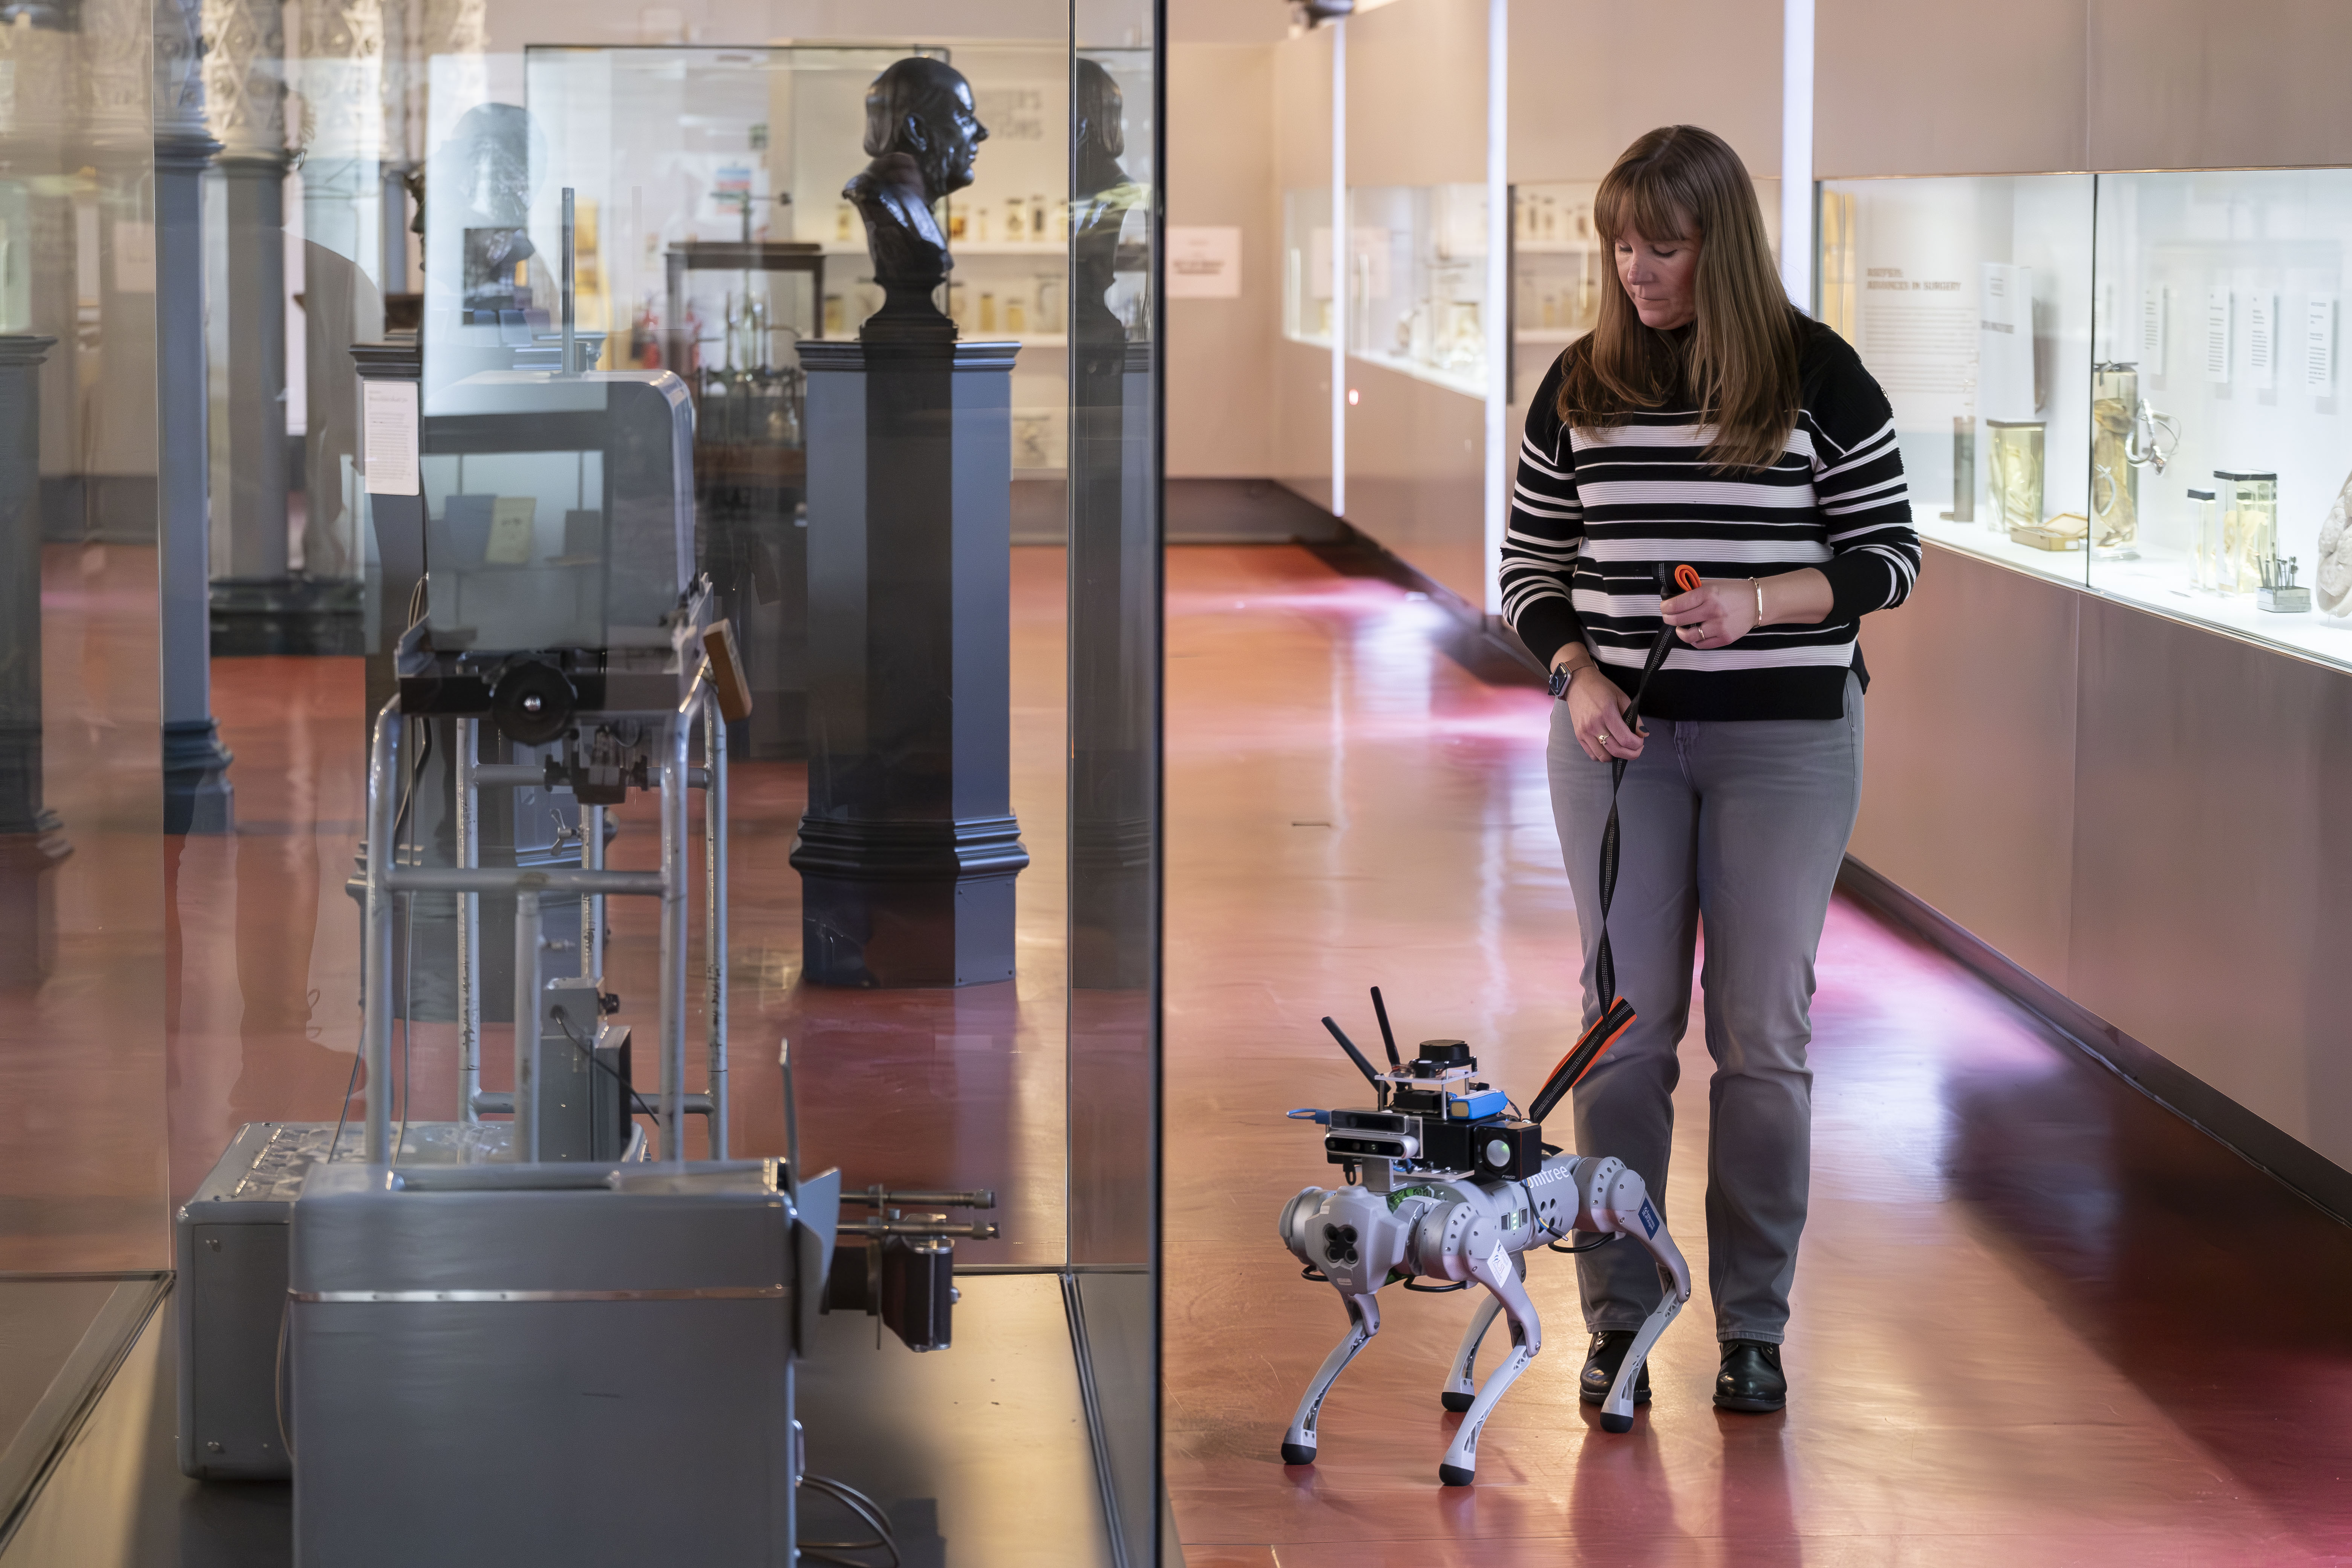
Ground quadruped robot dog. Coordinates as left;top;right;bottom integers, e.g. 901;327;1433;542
1279;566;1712;1485
1277;991;1692;1484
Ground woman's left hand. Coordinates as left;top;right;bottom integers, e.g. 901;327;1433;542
1660;578;1759;649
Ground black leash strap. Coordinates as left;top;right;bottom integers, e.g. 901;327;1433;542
1528;562;1693;1126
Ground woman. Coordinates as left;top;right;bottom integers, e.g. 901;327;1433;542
1500;125;1918;1413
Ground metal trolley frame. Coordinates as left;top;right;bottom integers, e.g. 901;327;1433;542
357;664;730;1164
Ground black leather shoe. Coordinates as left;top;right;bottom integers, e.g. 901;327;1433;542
1713;1340;1786;1412
1579;1330;1652;1407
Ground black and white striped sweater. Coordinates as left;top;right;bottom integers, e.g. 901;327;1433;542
1502;316;1920;721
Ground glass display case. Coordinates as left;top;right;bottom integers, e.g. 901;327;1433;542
1346;182;1489;397
1822;168;2352;672
1816;175;2095;587
1511;180;1601;405
1282;182;1492;394
2085;170;2352;662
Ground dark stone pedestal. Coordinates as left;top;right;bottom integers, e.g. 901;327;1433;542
792;334;1028;988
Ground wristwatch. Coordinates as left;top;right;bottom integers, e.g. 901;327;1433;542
1548;662;1582;701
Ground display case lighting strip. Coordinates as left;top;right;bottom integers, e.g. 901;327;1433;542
1331;15;1348;517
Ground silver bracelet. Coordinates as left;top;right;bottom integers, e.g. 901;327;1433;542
1752;576;1766;626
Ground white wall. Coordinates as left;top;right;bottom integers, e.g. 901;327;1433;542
1167;43;1279;478
1508;0;1781;185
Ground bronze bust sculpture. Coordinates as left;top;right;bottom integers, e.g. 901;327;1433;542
844;57;988;336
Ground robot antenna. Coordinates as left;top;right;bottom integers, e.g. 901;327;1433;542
1368;987;1403;1069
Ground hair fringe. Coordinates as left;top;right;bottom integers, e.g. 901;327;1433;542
1554;125;1803;472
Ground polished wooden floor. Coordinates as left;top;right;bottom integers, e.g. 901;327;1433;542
1159;545;2352;1565
9;540;2352;1563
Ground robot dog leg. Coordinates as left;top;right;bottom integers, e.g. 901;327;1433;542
1424;1213;1542;1487
1277;1289;1379;1467
1439;1290;1505;1413
1572;1155;1693;1432
1277;1184;1403;1465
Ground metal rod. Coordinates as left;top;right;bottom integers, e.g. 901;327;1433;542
514;885;542;1162
705;697;728;1159
838;1219;1003;1240
660;687;698;1162
779;1037;799;1199
361;697;403;1163
457;717;481;1125
385;867;665;896
583;802;605;982
469;1089;713;1117
470;763;545;787
839;1189;997;1210
560;186;577;376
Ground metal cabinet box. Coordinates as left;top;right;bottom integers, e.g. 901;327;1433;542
175;1121;511;1480
288;1160;815;1567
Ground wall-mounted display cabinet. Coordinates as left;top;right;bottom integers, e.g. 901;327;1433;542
1283;182;1489;397
1510;180;1600;406
1345;183;1489;398
1822;168;2352;672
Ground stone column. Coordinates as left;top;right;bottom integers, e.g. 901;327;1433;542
77;0;163;545
201;0;291;586
792;338;1029;987
0;335;72;986
296;0;386;585
157;0;234;832
0;4;80;541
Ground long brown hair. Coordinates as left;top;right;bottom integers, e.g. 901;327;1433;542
1555;125;1803;471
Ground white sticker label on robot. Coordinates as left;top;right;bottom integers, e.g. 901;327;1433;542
2307;297;2337;392
1166;227;1242;299
363;380;420;497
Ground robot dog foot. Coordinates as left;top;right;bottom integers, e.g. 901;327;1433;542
1439;1391;1475;1413
1280;1441;1317;1466
1438;1461;1476;1487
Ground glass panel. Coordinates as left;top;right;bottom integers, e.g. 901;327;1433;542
1348;182;1487;397
1069;0;1161;1556
1819;175;2095;585
1282;184;1334;346
0;0;169;1270
2088;169;2352;669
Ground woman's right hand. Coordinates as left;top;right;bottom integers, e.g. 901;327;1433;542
1559;661;1646;761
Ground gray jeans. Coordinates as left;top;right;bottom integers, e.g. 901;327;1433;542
1546;671;1863;1344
